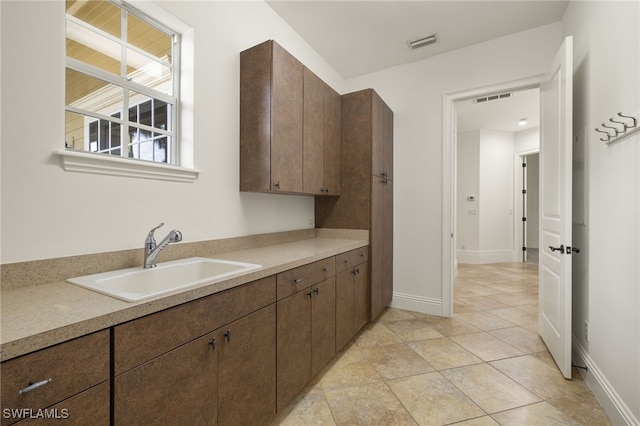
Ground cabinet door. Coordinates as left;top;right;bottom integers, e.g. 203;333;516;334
277;289;311;411
371;90;385;178
218;304;276;425
323;82;341;195
311;277;336;377
335;270;354;352
382;180;394;307
383;100;394;181
303;68;324;195
114;332;218;426
370;175;385;320
354;262;370;334
1;330;109;425
271;42;303;193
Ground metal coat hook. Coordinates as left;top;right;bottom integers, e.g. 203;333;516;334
617;112;637;128
601;122;620;136
596;112;639;145
594;127;612;142
608;117;628;131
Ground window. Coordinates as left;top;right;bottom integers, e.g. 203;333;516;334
64;0;179;165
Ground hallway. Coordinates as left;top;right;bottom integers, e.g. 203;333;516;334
274;262;611;425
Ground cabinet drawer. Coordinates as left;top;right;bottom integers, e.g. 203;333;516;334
0;330;109;423
336;247;369;273
115;275;276;374
277;257;335;300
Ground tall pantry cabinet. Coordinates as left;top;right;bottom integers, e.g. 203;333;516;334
315;89;393;321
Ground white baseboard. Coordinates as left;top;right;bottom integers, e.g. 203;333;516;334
390;292;443;316
572;337;638;426
456;249;519;264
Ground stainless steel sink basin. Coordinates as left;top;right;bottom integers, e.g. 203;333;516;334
67;257;261;302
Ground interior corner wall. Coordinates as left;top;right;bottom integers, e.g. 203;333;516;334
0;1;346;263
562;1;639;424
456;131;480;252
478;130;515;256
457;129;516;264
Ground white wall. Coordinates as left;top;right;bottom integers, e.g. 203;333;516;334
456;131;480;252
563;1;639;424
457;130;516;263
478;130;514;254
0;1;346;263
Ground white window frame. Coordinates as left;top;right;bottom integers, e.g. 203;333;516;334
57;0;199;182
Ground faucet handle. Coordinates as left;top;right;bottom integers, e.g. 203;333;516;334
146;222;165;243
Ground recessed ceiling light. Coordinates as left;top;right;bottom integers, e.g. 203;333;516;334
518;118;528;126
408;33;437;49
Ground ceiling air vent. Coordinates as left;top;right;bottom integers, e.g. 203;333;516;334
408;33;437;49
474;92;512;103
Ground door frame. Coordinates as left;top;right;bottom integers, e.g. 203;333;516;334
441;75;542;317
515;149;540;263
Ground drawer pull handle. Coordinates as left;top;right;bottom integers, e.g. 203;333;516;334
209;337;217;351
314;288;319;295
224;329;231;342
294;278;303;284
19;378;52;395
307;291;313;298
323;267;330;272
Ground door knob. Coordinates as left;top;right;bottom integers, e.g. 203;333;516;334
548;244;565;253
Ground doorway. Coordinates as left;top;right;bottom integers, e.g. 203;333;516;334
442;75;542;318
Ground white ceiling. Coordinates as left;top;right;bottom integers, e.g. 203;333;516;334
455;87;540;133
266;1;557;134
266;1;569;79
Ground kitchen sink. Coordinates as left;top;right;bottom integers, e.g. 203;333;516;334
67;257;261;302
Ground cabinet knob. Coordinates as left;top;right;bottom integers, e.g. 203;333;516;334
224;329;232;342
323;267;330;272
209;337;217;351
19;378;52;395
325;187;330;194
274;181;281;190
307;291;313;299
314;288;319;295
320;188;326;193
294;278;303;284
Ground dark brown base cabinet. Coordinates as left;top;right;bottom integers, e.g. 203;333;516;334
0;330;110;426
335;248;370;351
114;332;218;425
2;249;373;426
276;258;336;412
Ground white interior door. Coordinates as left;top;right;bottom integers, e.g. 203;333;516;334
539;36;573;379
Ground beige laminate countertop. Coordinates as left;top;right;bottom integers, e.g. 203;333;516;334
1;237;367;362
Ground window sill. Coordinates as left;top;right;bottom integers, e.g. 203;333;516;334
54;150;200;183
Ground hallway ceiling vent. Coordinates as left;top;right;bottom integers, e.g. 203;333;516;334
474;92;512;103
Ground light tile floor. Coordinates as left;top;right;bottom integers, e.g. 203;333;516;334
272;262;612;426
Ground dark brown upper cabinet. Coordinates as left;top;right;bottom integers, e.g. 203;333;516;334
240;40;340;196
303;68;341;196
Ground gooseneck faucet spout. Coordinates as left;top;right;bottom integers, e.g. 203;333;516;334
144;223;183;268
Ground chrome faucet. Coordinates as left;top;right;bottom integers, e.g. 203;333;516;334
144;223;183;268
